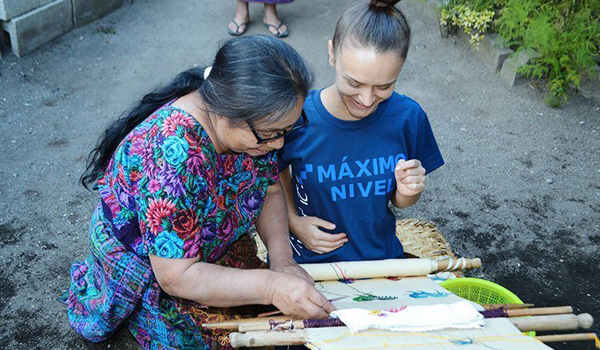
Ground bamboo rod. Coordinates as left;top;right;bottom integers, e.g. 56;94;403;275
230;313;594;334
230;330;600;348
202;316;291;330
480;303;534;310
534;333;598;343
230;331;307;348
205;306;575;331
299;257;481;281
504;306;572;317
510;313;594;332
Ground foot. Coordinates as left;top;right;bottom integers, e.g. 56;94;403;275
228;2;249;35
263;4;288;37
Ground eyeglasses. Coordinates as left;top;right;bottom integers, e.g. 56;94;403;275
249;110;309;144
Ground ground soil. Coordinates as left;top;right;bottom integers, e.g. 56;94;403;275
0;0;598;349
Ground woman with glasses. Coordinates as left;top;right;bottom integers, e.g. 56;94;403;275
64;35;334;350
279;0;445;263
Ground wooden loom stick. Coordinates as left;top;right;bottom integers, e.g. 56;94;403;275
299;257;481;281
230;330;306;348
202;316;291;330
481;303;535;310
205;306;573;331
534;333;598;343
233;313;594;333
510;313;594;332
230;330;600;348
482;306;573;318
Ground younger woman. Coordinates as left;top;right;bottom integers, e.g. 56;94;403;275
280;0;444;263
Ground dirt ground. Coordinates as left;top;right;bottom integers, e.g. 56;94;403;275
0;0;598;349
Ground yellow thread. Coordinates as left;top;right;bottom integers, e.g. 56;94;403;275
592;333;600;349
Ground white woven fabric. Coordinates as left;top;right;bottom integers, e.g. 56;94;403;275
330;300;485;333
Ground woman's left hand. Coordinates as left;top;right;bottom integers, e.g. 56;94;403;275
270;258;314;285
395;159;426;197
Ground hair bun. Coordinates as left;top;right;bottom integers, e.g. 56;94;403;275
369;0;401;8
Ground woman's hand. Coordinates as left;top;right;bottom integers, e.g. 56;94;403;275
267;272;336;319
289;215;348;254
269;257;314;285
394;159;426;197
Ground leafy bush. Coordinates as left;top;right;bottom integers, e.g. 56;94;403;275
440;5;495;46
441;0;600;106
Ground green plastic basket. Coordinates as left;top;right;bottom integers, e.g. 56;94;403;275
440;278;535;337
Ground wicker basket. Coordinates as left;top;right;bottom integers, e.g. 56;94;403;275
253;219;455;262
395;219;456;259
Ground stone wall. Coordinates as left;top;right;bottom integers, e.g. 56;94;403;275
0;0;132;57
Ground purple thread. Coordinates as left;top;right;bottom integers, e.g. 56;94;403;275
303;318;345;328
480;309;507;318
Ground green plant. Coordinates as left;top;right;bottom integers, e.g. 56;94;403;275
441;0;600;106
441;4;496;47
496;0;600;106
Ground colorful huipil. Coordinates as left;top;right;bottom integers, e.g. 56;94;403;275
65;101;279;349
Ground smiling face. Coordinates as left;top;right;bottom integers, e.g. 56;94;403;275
215;97;305;156
329;41;404;121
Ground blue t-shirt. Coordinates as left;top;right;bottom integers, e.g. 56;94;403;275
279;90;444;264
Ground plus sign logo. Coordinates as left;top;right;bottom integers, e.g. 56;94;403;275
297;164;313;185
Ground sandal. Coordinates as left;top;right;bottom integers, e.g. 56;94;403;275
263;21;289;38
227;19;249;36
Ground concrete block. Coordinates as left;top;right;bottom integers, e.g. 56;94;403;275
476;34;514;72
2;0;72;57
72;0;129;28
0;0;55;21
500;49;539;86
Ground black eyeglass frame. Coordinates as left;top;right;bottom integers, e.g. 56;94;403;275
249;110;309;144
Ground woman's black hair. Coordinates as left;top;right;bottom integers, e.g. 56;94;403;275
81;35;313;189
332;0;411;59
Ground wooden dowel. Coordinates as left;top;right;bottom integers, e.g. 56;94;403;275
229;324;596;348
202;316;291;330
230;331;600;348
535;333;598;343
230;330;307;348
481;303;534;310
510;313;594;332
232;313;594;334
300;258;481;281
240;320;305;333
207;306;576;331
505;306;572;317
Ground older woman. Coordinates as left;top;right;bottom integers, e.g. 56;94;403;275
65;35;334;349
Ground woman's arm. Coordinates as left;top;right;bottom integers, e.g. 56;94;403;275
280;167;347;254
150;255;335;319
255;180;295;266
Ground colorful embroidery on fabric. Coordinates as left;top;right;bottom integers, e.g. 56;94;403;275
406;290;451;299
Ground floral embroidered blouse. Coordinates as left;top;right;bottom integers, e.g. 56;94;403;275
97;101;279;262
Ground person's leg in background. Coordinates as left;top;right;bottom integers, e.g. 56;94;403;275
263;2;289;38
228;0;250;36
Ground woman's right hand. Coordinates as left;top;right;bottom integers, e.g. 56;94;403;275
289;215;348;254
268;272;336;319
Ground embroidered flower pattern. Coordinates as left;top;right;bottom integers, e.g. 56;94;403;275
96;102;280;260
